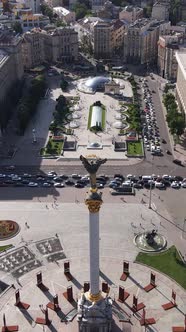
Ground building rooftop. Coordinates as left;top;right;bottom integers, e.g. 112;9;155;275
53;6;71;16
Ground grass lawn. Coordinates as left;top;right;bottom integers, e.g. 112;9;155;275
0;245;12;252
102;108;106;129
87;106;93;129
41;140;64;156
136;246;186;289
127;141;143;156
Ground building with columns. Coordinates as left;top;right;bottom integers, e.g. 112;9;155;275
123;18;170;65
93;19;125;60
21;26;78;68
175;51;186;122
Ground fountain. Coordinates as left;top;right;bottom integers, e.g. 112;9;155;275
134;229;167;252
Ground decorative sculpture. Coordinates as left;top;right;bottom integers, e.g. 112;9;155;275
80;155;107;190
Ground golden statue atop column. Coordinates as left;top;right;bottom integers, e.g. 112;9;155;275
78;155;112;332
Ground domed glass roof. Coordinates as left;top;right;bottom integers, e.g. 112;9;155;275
90;142;100;147
84;76;111;91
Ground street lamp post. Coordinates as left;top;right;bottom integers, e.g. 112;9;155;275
149;182;152;209
149;155;154;209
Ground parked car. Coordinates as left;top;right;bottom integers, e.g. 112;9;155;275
171;181;180;189
65;180;75;186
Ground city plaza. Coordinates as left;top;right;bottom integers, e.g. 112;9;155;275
41;74;134;161
0;188;185;331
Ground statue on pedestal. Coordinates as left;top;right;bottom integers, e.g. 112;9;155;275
80;155;107;190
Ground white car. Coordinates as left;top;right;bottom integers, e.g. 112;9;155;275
162;175;170;180
155;182;165;189
171;181;180;189
28;182;38;187
127;174;134;179
54;183;65;188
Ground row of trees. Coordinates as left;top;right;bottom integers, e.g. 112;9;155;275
52;95;70;126
163;93;185;137
17;75;46;134
127;76;142;134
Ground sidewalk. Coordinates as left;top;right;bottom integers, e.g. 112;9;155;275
158;86;186;165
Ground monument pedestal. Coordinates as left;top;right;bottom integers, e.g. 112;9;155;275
77;292;112;332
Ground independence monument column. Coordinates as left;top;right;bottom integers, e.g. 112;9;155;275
77;155;112;332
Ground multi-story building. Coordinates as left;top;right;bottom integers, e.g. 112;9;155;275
21;28;44;69
158;32;185;80
123;18;170;65
15;0;40;14
53;7;75;24
151;1;170;21
0;12;50;31
21;26;78;68
0;24;23;82
119;6;143;23
175;51;186;121
0;24;23;130
93;19;125;59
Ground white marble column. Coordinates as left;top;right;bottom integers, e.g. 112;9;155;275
89;211;100;295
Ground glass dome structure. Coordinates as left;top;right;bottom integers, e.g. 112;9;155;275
78;76;111;93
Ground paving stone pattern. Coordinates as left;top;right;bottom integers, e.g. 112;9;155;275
36;237;66;262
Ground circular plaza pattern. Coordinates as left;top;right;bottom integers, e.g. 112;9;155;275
0;220;20;240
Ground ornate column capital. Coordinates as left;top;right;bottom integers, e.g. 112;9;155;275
85;199;102;213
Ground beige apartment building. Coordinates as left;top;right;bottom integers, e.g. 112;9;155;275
158;32;185;81
22;29;44;69
175;52;186;122
123;19;169;65
93;19;125;59
119;6;143;23
21;26;78;68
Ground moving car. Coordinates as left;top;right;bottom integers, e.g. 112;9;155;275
28;182;38;187
173;159;183;166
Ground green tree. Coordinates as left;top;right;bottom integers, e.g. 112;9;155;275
72;2;89;19
40;3;53;21
60;79;68;91
12;21;23;34
47;140;53;153
169;0;181;25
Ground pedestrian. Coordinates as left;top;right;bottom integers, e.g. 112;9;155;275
46;204;48;209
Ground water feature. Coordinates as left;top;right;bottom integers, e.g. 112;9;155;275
134;229;167;252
